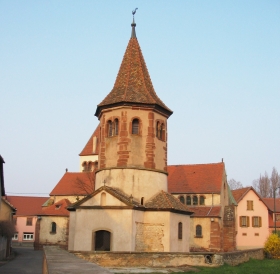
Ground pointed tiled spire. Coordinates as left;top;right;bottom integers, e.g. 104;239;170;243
95;17;172;118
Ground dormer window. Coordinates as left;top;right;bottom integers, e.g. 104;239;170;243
55;205;61;210
132;119;139;134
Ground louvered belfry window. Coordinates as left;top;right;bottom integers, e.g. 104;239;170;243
115;119;119;135
108;120;113;137
132;119;139;134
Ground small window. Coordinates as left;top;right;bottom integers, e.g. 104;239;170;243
115;119;119;135
141;197;144;205
196;225;202;237
178;222;182;239
193;196;198;205
108;120;113;137
51;222;57;234
12;233;18;240
23;233;34;240
160;124;163;140
186;196;191;205
156;122;160;138
199;196;205;205
82;161;87;172
26;217;32;226
247;200;254;210
252;216;262;227
179;196;185;204
276;214;280;222
240;216;250;227
132;119;139;134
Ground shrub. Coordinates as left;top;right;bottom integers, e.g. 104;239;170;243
264;233;280;259
0;220;15;238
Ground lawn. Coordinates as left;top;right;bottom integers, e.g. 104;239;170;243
177;258;280;274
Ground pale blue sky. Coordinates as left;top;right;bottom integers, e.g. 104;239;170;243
1;1;279;195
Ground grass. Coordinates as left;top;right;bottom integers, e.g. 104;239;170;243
176;258;280;274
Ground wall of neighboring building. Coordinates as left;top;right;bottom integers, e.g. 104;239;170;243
236;190;269;249
0;200;13;221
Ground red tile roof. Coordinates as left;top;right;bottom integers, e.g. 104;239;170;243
50;172;95;196
79;126;100;156
40;199;71;216
95;36;172;117
263;198;280;212
231;187;252;203
167;163;225;194
188;206;221;217
5;196;48;216
145;191;193;214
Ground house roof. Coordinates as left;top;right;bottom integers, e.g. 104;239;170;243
231;187;252;203
263;197;280;212
167;162;225;194
95;21;172;118
1;197;16;212
188;206;221;217
145;191;193;214
79;126;100;156
5;196;48;216
40;199;71;217
50;172;95;196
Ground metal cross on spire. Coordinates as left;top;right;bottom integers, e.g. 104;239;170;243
131;8;138;38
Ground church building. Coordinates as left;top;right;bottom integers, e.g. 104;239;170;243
67;17;193;252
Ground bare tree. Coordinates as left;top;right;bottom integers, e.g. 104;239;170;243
72;171;95;195
228;179;243;190
270;167;280;198
253;168;280;198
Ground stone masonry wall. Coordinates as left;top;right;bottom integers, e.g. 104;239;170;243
135;222;164;252
73;248;264;267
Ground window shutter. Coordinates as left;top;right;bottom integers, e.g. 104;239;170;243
259;217;262;227
247;201;249;210
247;216;250;227
251;201;254;210
239;216;242;227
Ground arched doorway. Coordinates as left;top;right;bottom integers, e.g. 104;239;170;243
94;230;111;251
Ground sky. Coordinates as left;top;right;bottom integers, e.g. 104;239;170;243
1;1;279;196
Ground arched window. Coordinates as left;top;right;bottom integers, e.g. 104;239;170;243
159;123;163;140
196;225;202;237
82;162;87;172
193;195;198;205
156;121;160;138
114;119;119;135
179;196;185;204
51;222;56;234
200;196;205;205
186;196;191;205
178;222;182;239
132;119;139;134
88;161;93;172
108;120;113;137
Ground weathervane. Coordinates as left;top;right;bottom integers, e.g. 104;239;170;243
132;8;138;19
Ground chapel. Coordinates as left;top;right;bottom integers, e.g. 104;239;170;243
67;16;193;252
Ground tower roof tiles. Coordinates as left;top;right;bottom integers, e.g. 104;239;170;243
95;22;172;117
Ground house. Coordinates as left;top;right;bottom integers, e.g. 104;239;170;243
0;155;16;260
263;197;280;234
67;17;193;252
232;187;269;249
5;196;48;247
168;163;237;252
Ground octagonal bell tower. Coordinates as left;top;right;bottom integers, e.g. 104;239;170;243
94;16;173;202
